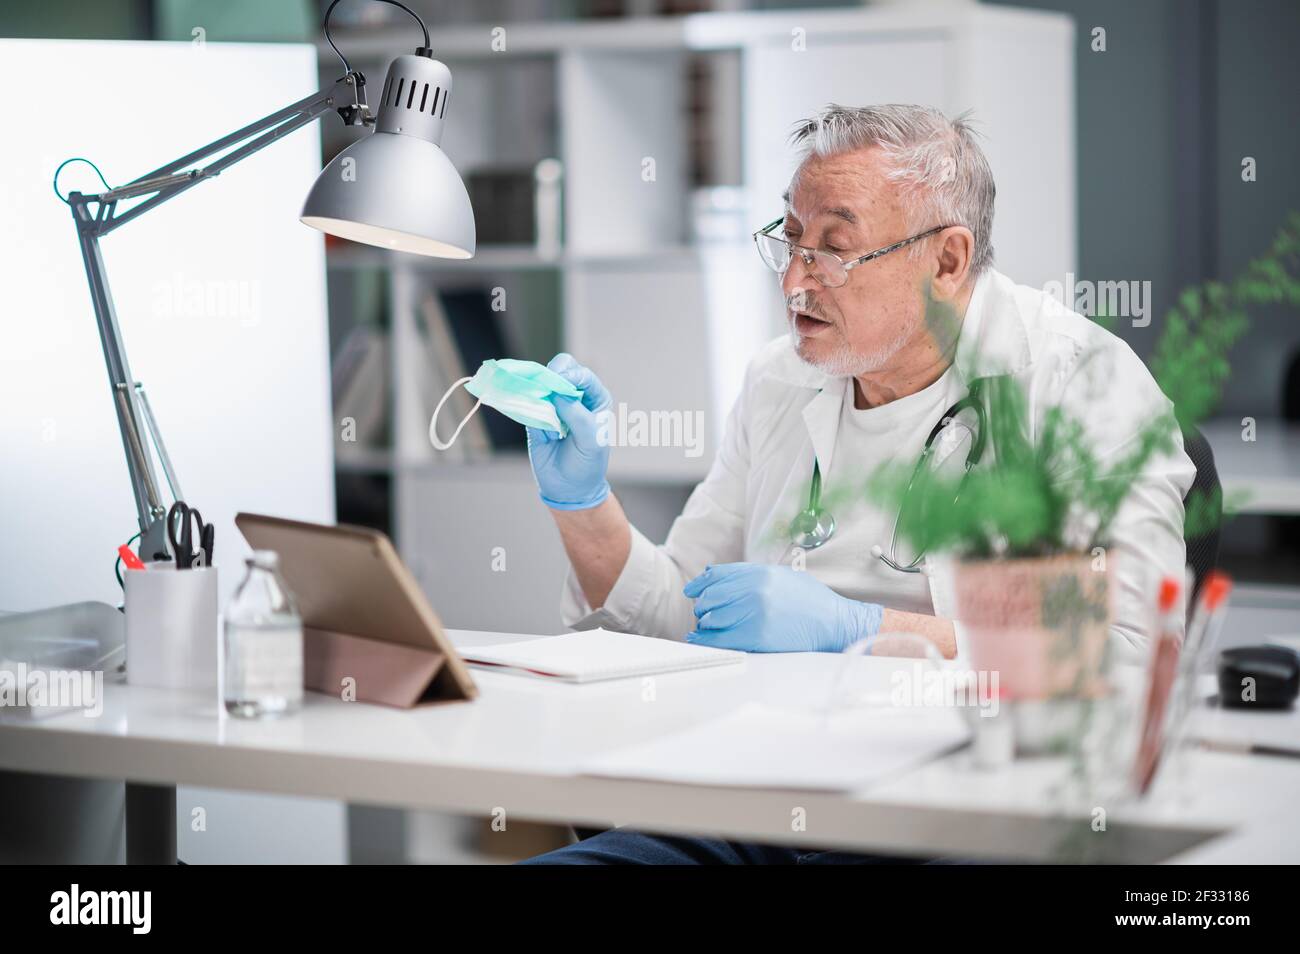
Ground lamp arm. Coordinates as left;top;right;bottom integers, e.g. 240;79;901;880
67;73;369;561
77;72;370;236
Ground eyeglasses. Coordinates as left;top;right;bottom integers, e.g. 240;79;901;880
752;217;950;288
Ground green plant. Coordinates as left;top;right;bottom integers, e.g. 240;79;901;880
848;212;1300;559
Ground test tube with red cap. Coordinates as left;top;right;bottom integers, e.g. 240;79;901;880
1132;577;1183;796
1160;571;1235;795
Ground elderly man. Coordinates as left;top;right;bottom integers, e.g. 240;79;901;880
519;104;1194;864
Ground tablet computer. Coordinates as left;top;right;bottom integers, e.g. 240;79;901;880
234;512;477;706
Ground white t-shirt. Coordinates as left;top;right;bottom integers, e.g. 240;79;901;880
802;367;965;616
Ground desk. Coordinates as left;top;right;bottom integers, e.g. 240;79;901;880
1202;418;1300;515
2;629;1298;864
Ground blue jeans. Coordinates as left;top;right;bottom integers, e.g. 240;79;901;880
519;829;931;865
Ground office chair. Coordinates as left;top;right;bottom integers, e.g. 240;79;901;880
1182;425;1221;605
1280;350;1300;569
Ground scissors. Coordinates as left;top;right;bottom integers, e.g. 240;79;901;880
167;501;214;569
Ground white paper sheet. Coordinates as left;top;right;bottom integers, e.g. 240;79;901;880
461;628;744;683
581;701;971;791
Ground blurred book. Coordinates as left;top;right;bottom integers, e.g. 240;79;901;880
436;288;528;451
332;325;388;461
419;293;488;459
466;167;536;245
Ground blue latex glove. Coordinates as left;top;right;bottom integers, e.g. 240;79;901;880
526;353;613;510
683;563;883;653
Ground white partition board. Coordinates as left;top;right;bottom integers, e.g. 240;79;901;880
0;39;334;613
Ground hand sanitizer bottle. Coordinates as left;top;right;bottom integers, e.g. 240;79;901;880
223;550;303;718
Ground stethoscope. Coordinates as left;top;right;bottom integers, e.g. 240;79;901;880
789;383;988;573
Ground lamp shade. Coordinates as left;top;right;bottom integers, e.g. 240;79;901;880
301;54;476;259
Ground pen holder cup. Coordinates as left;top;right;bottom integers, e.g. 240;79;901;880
124;564;219;690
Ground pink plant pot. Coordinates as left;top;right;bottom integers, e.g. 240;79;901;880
952;553;1113;701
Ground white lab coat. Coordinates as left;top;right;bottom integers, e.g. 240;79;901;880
562;267;1196;661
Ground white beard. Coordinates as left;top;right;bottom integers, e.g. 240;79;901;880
791;313;917;377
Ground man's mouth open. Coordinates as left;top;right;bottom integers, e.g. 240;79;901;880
793;311;833;337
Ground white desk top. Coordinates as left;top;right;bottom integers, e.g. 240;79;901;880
1202;418;1300;514
2;629;1297;862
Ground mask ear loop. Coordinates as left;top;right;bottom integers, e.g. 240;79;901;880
429;376;482;450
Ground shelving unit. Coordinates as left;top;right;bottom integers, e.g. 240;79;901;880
317;4;1076;632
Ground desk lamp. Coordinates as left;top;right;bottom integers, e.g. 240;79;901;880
58;0;475;563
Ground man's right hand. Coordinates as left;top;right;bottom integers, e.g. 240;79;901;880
526;353;613;510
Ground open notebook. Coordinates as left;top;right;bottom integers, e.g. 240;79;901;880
460;628;744;683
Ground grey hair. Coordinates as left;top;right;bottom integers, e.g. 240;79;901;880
787;104;996;275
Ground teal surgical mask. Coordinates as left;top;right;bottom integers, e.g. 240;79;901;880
430;358;582;449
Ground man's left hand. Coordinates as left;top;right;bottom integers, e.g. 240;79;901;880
682;563;883;653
